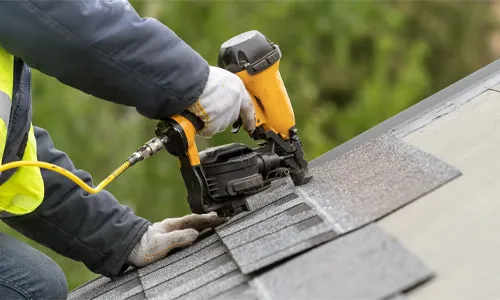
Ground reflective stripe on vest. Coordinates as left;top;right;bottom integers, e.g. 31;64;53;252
0;47;44;217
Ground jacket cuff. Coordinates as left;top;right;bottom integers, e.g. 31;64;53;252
107;219;151;278
156;63;210;119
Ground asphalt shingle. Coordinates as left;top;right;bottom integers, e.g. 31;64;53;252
94;277;144;300
229;216;335;274
125;293;147;300
68;269;141;300
175;272;252;300
210;283;257;300
216;182;300;230
216;193;301;238
300;133;461;233
137;231;220;277
216;133;459;275
216;191;338;274
220;203;316;249
68;133;459;299
146;254;238;300
252;224;433;300
139;240;227;291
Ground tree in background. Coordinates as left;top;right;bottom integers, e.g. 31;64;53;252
0;0;496;290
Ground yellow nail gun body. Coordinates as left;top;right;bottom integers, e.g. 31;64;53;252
155;31;312;217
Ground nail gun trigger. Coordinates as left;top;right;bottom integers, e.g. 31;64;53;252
231;117;243;134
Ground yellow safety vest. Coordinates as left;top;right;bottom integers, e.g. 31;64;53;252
0;47;44;217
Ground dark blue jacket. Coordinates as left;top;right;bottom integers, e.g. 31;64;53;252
0;0;209;278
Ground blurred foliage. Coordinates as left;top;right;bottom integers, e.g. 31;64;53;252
0;0;497;291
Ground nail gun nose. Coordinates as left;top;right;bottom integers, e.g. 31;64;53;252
279;154;294;161
256;153;281;175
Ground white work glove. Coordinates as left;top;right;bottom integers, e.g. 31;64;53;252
127;212;227;268
187;66;256;137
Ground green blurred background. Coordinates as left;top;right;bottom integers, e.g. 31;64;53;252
0;0;499;291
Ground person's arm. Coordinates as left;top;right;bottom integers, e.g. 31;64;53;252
0;0;209;119
2;127;150;278
3;127;228;277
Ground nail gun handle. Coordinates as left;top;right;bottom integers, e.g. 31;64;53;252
156;112;211;215
218;30;295;140
156;110;204;166
178;110;205;132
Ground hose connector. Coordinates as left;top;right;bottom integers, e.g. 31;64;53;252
127;137;167;166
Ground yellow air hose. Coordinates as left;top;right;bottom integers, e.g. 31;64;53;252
0;137;165;194
0;160;130;194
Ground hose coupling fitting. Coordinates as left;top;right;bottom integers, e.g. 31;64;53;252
127;137;167;166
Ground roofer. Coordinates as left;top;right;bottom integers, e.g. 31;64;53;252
0;1;256;299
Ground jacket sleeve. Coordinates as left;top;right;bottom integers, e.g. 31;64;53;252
0;0;209;119
2;127;150;278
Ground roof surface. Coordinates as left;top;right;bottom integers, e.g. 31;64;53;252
379;82;500;299
69;58;500;300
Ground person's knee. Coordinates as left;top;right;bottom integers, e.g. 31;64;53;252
0;233;68;300
36;255;68;299
12;241;68;299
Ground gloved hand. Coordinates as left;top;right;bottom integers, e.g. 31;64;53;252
127;212;227;268
187;66;256;137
